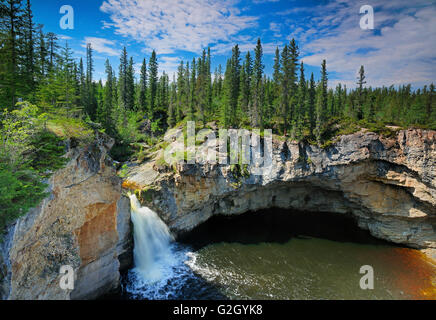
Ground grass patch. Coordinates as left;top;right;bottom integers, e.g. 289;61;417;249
47;117;94;143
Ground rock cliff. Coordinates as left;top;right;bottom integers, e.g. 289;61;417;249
124;129;436;255
1;127;434;300
0;133;132;300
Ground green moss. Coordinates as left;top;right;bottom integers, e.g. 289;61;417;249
135;186;156;204
118;164;129;178
320;139;336;149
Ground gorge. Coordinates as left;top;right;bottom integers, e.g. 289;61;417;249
1;128;435;299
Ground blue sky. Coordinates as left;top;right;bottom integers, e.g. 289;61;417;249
31;0;436;88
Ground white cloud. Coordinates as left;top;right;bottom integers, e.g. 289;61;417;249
82;37;120;56
252;0;280;3
100;0;258;54
158;56;184;78
58;34;73;40
292;0;436;88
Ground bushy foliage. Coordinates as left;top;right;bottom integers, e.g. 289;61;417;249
0;164;48;232
0;102;69;236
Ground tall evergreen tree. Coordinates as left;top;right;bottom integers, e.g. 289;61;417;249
356;65;366;120
148;50;158;118
305;73;316;137
85;43;96;119
251;38;264;128
0;0;23;108
126;56;135;110
22;0;35;96
188;58;196;121
46;32;59;73
223;44;241;127
280;44;290;134
167;74;177;126
315;60;328;145
240;51;252;114
177;61;186;122
118;47;128;110
138;58;147;112
294;62;306;138
288;39;299;127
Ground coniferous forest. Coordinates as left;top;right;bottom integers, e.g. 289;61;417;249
0;0;435;231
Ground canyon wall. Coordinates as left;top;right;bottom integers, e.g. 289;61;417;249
0;134;132;300
1;127;434;300
124;129;436;254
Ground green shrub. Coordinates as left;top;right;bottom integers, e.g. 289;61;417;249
0;164;48;236
29;130;68;177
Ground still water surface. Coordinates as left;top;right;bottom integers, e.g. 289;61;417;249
121;207;436;300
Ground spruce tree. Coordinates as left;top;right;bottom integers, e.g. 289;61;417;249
240;51;252;113
251;38;264;128
85;43;96;119
428;83;435;121
46;32;59;73
189;58;196;121
0;0;24;108
225;44;241;127
126;56;135;110
280;44;290;134
295;62;306;138
118;47;128;110
101;59;114;133
177;61;186;122
305;73;316;137
167;74;177;127
288;39;299;128
23;0;35;97
148;50;158;118
138;58;147;112
315;60;328;145
356;65;366;120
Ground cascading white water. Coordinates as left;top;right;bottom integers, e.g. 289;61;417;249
125;194;213;300
129;194;176;283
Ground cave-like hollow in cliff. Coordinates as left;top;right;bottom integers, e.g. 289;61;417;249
177;207;396;250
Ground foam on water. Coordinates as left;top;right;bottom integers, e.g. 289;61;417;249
124;195;222;300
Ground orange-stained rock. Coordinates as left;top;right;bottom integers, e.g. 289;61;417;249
0;133;132;300
75;202;118;265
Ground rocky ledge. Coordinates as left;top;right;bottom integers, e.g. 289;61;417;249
124;129;436;258
0;133;132;300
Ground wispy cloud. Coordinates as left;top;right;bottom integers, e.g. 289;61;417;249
280;0;436;88
252;0;280;4
158;56;183;78
82;37;120;57
100;0;258;54
58;34;73;41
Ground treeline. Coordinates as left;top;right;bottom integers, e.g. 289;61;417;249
1;0;435;147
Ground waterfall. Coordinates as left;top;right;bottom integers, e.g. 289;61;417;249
129;194;176;283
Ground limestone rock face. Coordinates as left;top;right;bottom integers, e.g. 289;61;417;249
0;133;132;300
125;129;436;251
